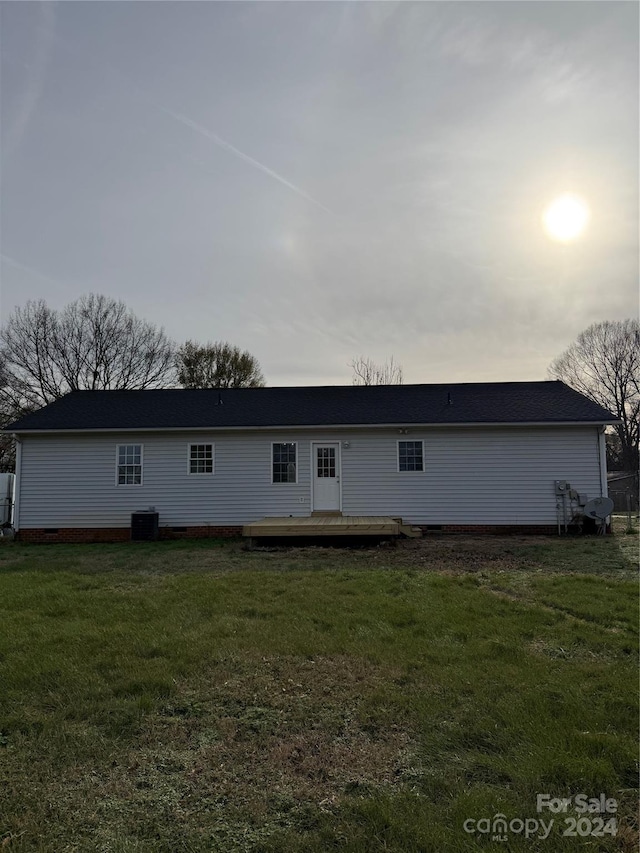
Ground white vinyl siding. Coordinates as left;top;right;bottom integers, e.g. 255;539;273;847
341;429;603;524
17;427;603;528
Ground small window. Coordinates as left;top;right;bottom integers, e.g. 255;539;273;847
399;440;423;472
189;443;214;474
272;442;297;483
316;446;336;478
117;444;142;485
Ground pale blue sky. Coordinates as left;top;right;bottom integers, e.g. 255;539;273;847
1;1;638;385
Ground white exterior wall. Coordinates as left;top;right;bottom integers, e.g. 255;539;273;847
16;426;603;528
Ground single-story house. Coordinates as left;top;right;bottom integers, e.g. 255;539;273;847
6;381;616;542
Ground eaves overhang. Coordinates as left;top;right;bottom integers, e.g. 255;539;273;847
5;419;620;435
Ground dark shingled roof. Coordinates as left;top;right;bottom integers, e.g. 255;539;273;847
5;382;616;432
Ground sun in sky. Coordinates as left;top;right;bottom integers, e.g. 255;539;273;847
542;193;590;243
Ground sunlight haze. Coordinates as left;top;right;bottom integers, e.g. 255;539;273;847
1;1;638;385
542;194;590;243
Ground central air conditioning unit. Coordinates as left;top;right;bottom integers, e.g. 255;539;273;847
131;510;159;541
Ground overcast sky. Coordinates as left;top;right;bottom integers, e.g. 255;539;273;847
1;1;638;386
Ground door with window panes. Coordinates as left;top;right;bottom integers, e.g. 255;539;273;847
312;442;341;511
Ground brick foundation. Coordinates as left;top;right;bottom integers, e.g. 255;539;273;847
416;524;560;535
16;526;243;544
16;523;571;544
160;526;242;540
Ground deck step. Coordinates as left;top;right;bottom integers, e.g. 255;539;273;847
242;516;400;538
398;523;422;538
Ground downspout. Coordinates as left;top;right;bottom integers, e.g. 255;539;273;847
598;427;610;532
13;435;21;532
598;427;608;498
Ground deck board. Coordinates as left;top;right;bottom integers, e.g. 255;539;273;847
243;515;400;537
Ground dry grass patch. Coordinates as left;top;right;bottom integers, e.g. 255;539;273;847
528;637;620;663
67;655;419;850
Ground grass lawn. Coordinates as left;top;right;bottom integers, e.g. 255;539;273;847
0;527;637;852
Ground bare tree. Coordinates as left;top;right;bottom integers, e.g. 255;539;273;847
176;341;265;389
1;294;175;409
549;319;639;471
0;352;33;471
351;355;403;386
605;433;626;472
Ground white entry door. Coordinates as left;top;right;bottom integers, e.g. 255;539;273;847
312;443;341;511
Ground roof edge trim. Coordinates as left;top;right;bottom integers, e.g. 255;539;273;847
6;419;619;435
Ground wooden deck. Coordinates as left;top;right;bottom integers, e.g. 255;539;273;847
243;516;421;538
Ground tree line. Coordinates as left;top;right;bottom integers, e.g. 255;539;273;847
0;294;265;469
0;294;637;475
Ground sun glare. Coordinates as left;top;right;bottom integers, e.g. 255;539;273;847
542;193;590;243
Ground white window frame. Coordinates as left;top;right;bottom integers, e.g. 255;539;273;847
271;441;298;484
187;443;215;475
397;439;424;473
115;443;144;486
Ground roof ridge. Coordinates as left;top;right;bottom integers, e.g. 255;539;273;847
64;379;562;394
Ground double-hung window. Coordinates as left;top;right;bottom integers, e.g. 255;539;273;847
398;440;424;472
117;444;142;485
272;442;297;483
189;443;214;474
